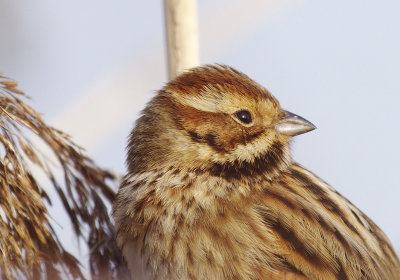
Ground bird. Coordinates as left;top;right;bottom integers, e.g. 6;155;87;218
112;64;400;280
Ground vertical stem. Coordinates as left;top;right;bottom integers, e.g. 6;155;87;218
164;0;200;80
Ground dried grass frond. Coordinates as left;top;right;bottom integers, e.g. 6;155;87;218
0;74;129;280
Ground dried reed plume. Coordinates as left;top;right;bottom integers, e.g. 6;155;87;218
0;74;129;280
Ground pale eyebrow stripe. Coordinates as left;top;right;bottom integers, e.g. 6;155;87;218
169;88;222;113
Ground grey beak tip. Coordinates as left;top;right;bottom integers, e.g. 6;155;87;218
275;110;316;136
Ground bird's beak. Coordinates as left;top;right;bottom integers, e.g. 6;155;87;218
275;110;316;136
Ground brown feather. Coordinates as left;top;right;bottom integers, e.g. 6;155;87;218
113;65;400;280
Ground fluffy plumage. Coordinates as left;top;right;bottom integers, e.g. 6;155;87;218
113;65;400;280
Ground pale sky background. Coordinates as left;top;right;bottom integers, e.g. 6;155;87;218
1;0;399;274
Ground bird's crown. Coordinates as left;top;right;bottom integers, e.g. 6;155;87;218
127;65;315;180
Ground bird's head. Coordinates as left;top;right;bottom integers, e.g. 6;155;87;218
127;65;315;179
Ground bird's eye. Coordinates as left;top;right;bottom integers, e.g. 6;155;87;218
234;110;252;125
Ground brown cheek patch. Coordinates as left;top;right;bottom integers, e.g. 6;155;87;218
177;103;212;128
179;104;244;153
217;125;248;151
187;130;227;153
177;103;271;155
243;129;265;144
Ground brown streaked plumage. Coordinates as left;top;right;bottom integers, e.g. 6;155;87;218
113;65;400;280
